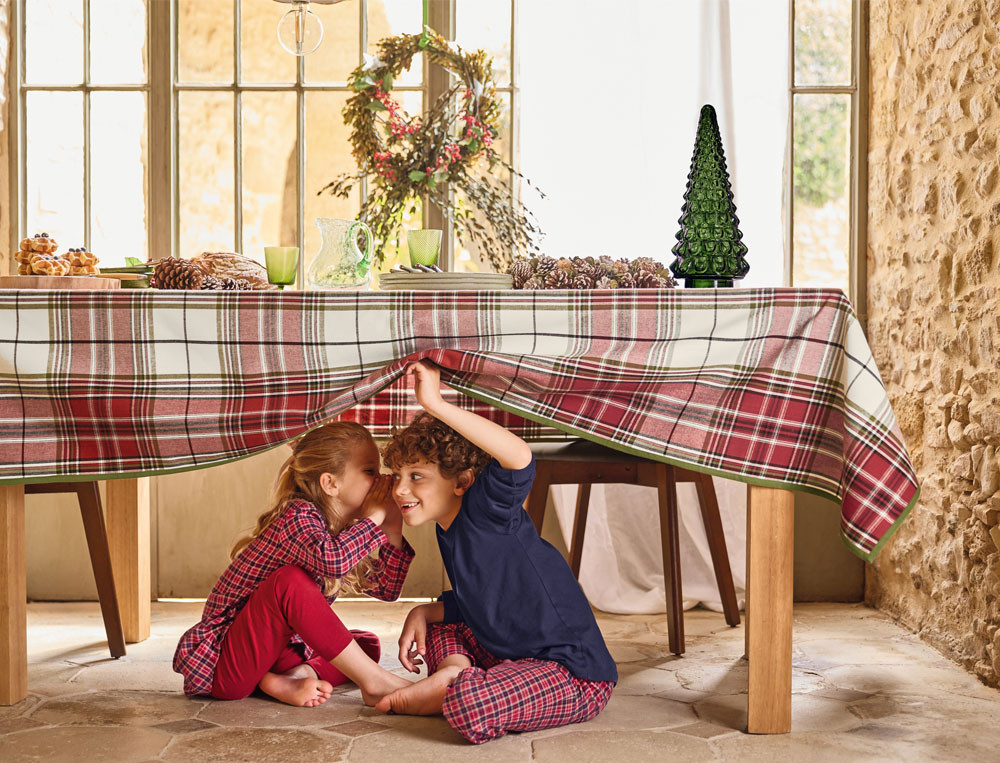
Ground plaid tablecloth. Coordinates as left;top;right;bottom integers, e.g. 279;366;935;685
0;287;918;561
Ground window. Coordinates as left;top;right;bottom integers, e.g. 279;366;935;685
8;0;518;280
788;0;869;323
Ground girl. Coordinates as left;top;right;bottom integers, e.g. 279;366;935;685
173;421;415;707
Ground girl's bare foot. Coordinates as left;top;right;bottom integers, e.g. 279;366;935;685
359;670;412;707
259;664;334;707
373;670;456;716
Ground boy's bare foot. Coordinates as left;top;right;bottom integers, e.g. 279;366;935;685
359;671;412;707
259;665;334;708
373;672;454;716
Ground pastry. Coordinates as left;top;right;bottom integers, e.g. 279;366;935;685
14;249;33;265
22;233;58;254
17;263;32;275
67;247;99;268
30;255;70;276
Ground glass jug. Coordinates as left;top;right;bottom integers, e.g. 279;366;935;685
306;218;374;290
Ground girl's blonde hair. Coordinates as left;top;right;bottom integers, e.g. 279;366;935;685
231;420;379;596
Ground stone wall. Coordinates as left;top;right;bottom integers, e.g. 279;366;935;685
867;0;1000;687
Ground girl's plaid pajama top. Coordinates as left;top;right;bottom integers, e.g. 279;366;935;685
172;499;414;696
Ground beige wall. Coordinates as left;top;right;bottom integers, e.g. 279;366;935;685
866;0;1000;687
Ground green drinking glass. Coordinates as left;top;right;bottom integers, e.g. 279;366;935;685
406;229;443;267
264;246;299;289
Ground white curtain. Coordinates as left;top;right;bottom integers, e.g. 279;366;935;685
519;1;789;613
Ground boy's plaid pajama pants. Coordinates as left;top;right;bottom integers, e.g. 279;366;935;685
424;622;615;744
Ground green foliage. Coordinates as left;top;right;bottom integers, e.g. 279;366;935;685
793;95;848;207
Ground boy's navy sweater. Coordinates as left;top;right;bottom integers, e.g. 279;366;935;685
435;456;618;684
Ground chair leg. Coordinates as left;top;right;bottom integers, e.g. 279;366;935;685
656;464;684;655
569;484;591;579
75;483;127;659
694;472;741;627
525;464;551;535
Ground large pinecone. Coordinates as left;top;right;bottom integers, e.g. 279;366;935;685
508;259;533;289
544;269;571;289
153;257;208;289
522;275;544;290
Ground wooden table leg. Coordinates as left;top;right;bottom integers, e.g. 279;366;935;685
0;485;27;706
746;485;794;734
106;478;150;644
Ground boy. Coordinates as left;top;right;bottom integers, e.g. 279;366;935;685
377;360;617;744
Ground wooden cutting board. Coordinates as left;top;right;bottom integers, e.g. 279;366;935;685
0;275;121;290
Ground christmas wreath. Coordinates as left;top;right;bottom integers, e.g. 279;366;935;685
320;30;541;271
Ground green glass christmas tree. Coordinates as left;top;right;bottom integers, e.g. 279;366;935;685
669;104;749;288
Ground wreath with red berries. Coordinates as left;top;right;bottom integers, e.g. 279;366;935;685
320;30;541;271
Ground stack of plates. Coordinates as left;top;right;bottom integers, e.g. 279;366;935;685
379;271;513;291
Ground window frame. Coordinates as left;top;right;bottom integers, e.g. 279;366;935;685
786;0;869;329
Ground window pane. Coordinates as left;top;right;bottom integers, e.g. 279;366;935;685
304;0;361;83
304;93;359;281
178;0;234;83
91;0;147;84
91;92;148;265
364;0;422;87
25;0;83;84
241;0;296;83
792;93;850;291
455;0;512;87
794;0;851;87
455;91;511;274
242;92;298;262
179;92;235;256
26;92;84;248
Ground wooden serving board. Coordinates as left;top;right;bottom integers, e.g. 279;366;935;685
0;275;120;290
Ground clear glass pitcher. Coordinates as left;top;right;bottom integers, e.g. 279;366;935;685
306;218;374;290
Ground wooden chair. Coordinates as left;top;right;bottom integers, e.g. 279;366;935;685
525;441;740;656
24;482;126;659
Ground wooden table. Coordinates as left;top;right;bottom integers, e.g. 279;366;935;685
0;288;919;735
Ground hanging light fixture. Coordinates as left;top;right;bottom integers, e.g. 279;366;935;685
273;0;349;56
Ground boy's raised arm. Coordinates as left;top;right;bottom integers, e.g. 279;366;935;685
407;361;533;471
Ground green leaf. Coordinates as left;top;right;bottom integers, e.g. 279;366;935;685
366;100;388;112
427;176;437;192
467;139;480;154
353;74;376;91
380;72;394;91
408;170;427;181
124;256;143;267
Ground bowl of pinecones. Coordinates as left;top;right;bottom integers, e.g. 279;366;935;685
151;253;275;291
507;255;676;290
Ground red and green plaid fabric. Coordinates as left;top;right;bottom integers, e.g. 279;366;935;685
0;287;918;561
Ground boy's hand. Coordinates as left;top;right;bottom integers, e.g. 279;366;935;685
360;474;393;526
407;361;444;411
398;604;430;673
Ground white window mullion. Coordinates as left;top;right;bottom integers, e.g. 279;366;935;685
234;0;243;255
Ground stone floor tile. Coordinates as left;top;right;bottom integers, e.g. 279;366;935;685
712;730;914;763
152;718;218;734
578;693;696;731
653;686;713;704
0;694;41;721
824;663;1000;700
847;695;901;720
846;723;914;741
161;727;349;762
25;663;89;697
614;663;687;696
808;686;873;702
693;692;861;733
324;719;390;737
30;691;205;727
0;716;46;735
348;713;534;759
66;658;184;692
0;725;170;763
669;720;738;739
197;693;362;727
531;729;711;762
797;637;921;667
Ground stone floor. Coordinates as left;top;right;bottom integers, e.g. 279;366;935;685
2;601;1000;761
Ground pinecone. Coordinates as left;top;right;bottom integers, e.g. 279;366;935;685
200;275;223;290
594;276;612;289
571;275;593;290
508;259;534;289
153;257;208;289
634;270;667;288
630;256;659;273
522;275;544;290
616;272;637;288
544;269;571;289
575;258;605;282
217;276;252;290
533;255;557;277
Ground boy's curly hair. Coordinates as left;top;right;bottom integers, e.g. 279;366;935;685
382;412;492;477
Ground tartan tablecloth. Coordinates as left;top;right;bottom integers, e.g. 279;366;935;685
0;287;918;561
